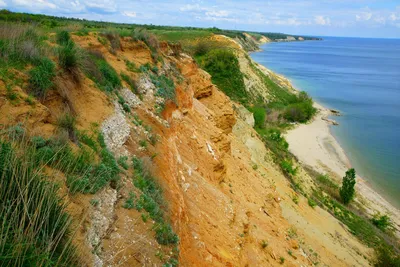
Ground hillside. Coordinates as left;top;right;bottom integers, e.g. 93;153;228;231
0;11;398;267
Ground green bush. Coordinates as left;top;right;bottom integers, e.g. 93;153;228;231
29;58;56;98
200;49;248;104
340;168;356;205
283;92;316;123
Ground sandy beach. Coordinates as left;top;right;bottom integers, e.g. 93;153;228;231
284;102;400;232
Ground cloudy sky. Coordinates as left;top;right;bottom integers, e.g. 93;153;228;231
1;0;400;38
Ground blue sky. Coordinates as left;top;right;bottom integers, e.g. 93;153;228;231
1;0;400;38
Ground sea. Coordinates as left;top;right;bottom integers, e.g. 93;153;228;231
250;37;400;208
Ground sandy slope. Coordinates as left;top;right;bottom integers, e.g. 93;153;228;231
284;102;400;232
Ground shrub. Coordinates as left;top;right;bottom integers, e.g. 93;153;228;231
58;40;79;71
371;214;393;232
29;57;55;98
252;106;266;129
155;223;179;245
283;91;316;123
56;30;71;45
308;198;317;208
280;160;297;176
339;168;356;205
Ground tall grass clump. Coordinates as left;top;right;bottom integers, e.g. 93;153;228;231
101;30;121;54
28;57;56;98
58;40;79;72
57;113;77;141
56;30;71;45
0;139;79;266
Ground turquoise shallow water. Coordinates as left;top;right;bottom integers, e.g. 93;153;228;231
250;37;400;208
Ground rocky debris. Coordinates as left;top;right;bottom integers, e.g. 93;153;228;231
330;109;341;116
120;87;141;109
322;117;339;125
86;187;118;267
137;74;155;100
101;102;131;155
234;105;255;128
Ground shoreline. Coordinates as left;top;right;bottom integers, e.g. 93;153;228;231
284;101;400;231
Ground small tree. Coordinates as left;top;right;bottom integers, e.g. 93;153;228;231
340;168;356;205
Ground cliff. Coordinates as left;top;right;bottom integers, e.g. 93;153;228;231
0;23;388;267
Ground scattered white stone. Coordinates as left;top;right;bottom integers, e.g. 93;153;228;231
120;87;141;109
206;142;217;160
101;102;131;155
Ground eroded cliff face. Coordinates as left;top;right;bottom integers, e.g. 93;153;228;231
0;33;372;266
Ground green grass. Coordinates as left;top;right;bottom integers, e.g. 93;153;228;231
56;30;71;45
0;138;79;266
150;29;211;42
132;156;179;245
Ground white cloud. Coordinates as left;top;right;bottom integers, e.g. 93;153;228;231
389;13;399;21
180;4;204;12
205;10;229;17
13;0;57;9
0;0;6;7
85;0;116;13
314;15;331;25
356;7;372;21
122;11;136;18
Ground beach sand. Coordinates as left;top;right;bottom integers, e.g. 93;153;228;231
284;102;400;233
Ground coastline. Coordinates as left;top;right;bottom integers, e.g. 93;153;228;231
284;101;400;231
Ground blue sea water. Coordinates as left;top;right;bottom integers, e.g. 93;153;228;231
250;37;400;208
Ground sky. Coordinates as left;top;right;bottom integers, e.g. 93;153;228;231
1;0;400;38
